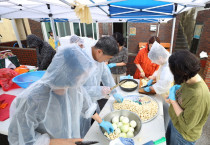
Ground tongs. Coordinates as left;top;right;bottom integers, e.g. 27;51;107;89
110;80;127;91
75;141;99;145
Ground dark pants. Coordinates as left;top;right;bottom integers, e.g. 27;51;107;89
166;120;196;145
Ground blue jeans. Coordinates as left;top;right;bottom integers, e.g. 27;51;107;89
166;120;196;145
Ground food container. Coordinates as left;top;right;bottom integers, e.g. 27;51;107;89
119;79;138;92
100;110;142;140
12;71;45;88
112;94;159;123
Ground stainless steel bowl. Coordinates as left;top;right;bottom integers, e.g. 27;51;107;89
112;94;159;123
100;110;142;140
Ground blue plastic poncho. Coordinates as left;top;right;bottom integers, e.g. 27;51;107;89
8;44;97;145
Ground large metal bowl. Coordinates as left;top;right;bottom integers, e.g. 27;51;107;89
100;110;142;140
112;94;159;123
119;79;138;92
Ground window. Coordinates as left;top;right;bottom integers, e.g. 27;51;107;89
73;23;80;36
58;22;71;37
86;23;93;38
42;22;99;41
44;22;58;38
80;23;85;37
73;22;98;39
93;23;97;39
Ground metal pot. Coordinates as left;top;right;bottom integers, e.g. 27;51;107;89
100;110;142;140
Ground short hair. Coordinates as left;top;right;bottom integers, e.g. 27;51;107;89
94;36;119;56
169;50;200;84
112;32;124;46
149;36;160;44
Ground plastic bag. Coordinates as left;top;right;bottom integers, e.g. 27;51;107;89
120;75;133;81
14;65;29;74
0;68;20;91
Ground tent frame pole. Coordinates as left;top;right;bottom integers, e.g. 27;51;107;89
89;0;109;16
170;3;177;54
49;17;57;42
11;19;23;48
96;22;99;40
170;17;176;54
41;22;48;42
157;22;160;37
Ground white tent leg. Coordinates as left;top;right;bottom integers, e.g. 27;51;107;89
79;22;82;36
157;22;160;37
92;23;95;40
70;22;74;35
83;23;87;37
96;22;99;40
49;17;57;41
56;22;61;38
41;22;48;42
170;17;176;54
11;19;23;48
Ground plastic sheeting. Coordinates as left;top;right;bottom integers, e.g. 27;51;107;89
8;44;97;145
80;38;117;138
148;41;174;95
83;39;117;102
148;41;170;65
70;35;84;47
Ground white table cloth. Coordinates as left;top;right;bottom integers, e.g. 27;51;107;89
0;80;166;145
84;81;166;145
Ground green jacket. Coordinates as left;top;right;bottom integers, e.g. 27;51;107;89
169;79;210;142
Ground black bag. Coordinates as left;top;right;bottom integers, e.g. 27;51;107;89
0;50;20;68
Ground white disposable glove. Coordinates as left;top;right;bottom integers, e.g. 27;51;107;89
101;86;111;96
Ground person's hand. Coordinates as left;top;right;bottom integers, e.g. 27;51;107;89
127;75;132;79
165;95;171;104
99;120;114;134
53;89;65;95
108;63;117;68
147;79;153;86
144;86;151;92
113;93;124;103
50;138;83;145
168;85;181;101
101;86;111;96
140;71;145;78
148;76;154;80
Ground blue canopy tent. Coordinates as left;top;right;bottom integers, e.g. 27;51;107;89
127;19;160;23
109;0;174;19
0;0;207;50
39;18;69;22
107;0;176;53
106;0;208;53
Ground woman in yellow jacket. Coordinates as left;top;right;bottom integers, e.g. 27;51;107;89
48;31;60;50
